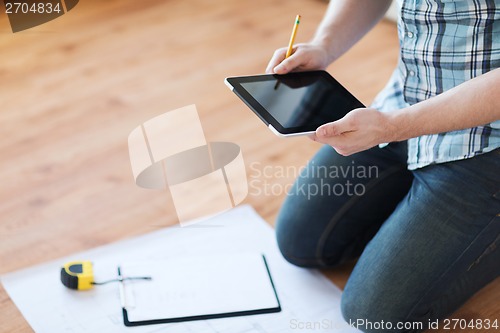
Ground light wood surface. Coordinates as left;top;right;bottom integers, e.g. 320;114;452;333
0;0;498;332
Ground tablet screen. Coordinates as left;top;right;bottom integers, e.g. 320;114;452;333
228;71;364;134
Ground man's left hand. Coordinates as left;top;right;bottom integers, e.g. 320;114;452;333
310;108;398;156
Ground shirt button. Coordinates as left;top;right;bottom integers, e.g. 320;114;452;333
409;70;416;76
407;31;414;38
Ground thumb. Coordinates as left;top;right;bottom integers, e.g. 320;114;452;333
316;119;350;138
273;53;301;74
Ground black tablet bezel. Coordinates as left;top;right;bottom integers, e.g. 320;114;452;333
226;70;365;135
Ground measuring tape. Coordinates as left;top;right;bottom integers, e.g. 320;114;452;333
60;261;94;290
60;261;151;291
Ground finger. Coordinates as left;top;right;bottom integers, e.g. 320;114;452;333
308;133;317;141
313;134;344;146
273;51;301;74
266;48;287;74
316;118;352;138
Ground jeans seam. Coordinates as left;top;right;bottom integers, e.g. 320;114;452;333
468;233;500;271
315;164;408;266
278;248;326;267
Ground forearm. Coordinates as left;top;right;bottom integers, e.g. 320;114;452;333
312;0;393;63
389;68;500;142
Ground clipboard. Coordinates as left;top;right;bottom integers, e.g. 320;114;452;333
118;253;281;327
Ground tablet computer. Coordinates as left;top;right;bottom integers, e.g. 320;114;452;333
225;70;365;137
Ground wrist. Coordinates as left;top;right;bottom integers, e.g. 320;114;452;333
384;108;414;143
310;34;340;64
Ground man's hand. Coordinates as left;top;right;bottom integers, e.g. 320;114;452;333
265;43;331;74
312;66;500;155
310;108;398;156
264;0;393;75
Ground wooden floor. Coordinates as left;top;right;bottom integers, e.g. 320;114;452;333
0;0;498;332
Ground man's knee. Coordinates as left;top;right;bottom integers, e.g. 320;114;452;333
341;286;425;333
275;214;317;267
275;211;348;268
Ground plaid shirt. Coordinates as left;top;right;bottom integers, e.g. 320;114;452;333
372;0;500;170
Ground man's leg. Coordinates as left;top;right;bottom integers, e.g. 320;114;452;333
275;142;413;268
341;149;500;333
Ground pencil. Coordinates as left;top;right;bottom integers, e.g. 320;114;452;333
285;15;301;58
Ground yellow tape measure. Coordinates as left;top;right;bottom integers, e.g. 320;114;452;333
60;261;95;290
60;261;151;291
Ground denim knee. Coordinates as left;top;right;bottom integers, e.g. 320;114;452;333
275;206;351;268
275;216;313;268
340;286;425;333
275;205;338;268
341;289;377;332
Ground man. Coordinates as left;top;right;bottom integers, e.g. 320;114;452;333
266;0;500;332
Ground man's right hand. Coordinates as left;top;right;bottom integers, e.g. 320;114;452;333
265;43;331;74
265;0;393;75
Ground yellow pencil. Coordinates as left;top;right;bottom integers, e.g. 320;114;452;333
285;15;301;58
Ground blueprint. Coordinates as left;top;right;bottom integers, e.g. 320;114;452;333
1;205;359;333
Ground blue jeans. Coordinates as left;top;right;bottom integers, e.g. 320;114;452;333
276;142;500;332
